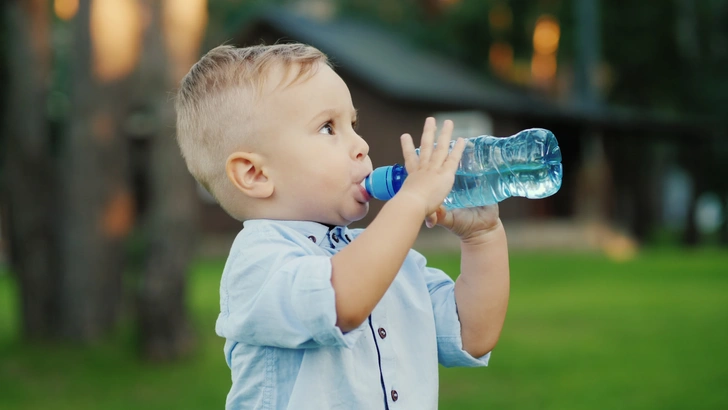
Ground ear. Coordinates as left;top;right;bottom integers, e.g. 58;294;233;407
226;151;274;198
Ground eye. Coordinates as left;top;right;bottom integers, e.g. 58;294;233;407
352;119;359;130
319;121;334;135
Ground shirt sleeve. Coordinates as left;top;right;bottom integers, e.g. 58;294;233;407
215;231;366;349
418;253;491;368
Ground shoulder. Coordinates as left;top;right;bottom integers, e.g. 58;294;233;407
233;221;318;253
226;221;324;274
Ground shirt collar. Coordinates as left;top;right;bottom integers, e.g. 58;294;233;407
243;219;350;247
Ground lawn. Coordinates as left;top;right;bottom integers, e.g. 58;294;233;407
1;248;727;409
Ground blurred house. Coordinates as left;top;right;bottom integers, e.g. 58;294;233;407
198;8;705;244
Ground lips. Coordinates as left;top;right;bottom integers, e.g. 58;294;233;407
357;183;371;203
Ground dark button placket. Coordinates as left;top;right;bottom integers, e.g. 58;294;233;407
368;316;389;410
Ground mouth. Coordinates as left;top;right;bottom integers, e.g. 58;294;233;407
357;181;372;203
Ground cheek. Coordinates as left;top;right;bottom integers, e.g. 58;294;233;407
315;156;353;180
291;166;336;195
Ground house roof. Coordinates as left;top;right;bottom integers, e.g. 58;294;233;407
242;9;561;116
235;8;710;134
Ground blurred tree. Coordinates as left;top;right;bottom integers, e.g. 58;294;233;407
56;0;132;341
2;0;130;342
133;0;198;361
1;0;202;347
2;0;57;340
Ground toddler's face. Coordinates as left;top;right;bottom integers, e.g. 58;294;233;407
256;63;373;225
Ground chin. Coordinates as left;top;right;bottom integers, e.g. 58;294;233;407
349;204;369;223
334;206;368;226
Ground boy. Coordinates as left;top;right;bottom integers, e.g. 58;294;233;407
175;43;509;409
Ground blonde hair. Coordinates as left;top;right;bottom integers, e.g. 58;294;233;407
175;43;329;217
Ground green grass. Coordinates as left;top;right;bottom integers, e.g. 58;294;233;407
1;249;727;409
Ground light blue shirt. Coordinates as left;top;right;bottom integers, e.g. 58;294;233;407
216;219;490;410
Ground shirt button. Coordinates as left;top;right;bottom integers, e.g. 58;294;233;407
331;232;339;242
307;235;316;243
345;234;352;242
378;327;387;339
391;390;398;402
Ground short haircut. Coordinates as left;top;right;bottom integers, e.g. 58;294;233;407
175;43;329;216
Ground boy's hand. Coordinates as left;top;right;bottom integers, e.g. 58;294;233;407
399;118;465;217
426;204;502;243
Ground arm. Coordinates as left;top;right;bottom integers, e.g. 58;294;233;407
330;194;424;331
454;219;510;357
426;195;510;358
331;118;465;332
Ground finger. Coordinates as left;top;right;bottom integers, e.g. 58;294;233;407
425;211;437;228
443;137;466;172
400;133;419;171
431;120;454;165
418;117;436;165
436;206;455;229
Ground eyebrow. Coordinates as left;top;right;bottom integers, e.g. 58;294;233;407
310;108;358;125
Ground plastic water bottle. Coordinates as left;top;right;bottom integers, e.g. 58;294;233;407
362;128;563;209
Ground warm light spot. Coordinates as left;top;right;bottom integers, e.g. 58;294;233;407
489;3;512;31
533;15;560;55
101;188;135;239
602;235;638;262
162;0;208;82
531;52;557;81
585;222;639;262
489;42;514;74
91;0;143;82
55;0;79;21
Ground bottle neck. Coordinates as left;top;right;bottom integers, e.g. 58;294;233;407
362;163;408;200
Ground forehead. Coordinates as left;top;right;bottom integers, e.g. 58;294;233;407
262;63;353;110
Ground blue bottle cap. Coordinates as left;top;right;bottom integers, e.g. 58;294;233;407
364;166;397;200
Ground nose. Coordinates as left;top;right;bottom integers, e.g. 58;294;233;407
353;133;369;161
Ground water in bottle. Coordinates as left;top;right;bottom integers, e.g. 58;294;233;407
362;128;563;209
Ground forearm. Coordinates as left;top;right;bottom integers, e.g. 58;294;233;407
331;193;426;331
454;220;510;357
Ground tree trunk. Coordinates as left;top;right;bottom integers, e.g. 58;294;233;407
135;0;198;361
57;0;132;341
2;0;57;340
